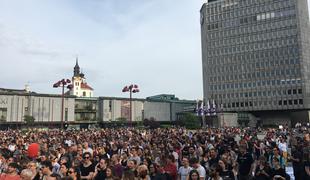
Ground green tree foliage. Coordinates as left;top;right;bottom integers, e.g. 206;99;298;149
178;113;201;129
24;115;35;125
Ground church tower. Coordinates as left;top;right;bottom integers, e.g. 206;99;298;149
70;58;94;97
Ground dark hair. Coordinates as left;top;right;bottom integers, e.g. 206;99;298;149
189;169;200;180
41;160;53;171
82;152;91;159
8;162;19;169
189;157;199;164
123;170;135;180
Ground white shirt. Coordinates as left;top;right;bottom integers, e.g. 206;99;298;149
178;166;192;180
194;165;206;179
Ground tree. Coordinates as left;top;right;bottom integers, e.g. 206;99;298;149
178;113;201;129
24;115;35;127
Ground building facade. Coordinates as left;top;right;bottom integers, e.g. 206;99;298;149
0;88;75;129
0;88;195;128
201;0;310;125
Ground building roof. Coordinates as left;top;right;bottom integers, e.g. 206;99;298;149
81;83;94;90
0;88;30;94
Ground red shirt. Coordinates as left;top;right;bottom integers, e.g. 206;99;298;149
163;163;177;180
0;174;21;180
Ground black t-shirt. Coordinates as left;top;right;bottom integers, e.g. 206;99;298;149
80;163;95;177
94;168;107;180
220;169;235;180
254;166;271;180
291;149;303;168
209;157;220;168
271;168;288;180
237;152;254;175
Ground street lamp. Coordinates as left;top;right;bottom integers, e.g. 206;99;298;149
122;84;139;126
53;79;73;129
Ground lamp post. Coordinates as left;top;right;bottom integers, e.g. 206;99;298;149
53;79;73;129
122;84;139;127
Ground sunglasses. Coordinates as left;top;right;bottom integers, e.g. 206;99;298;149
68;171;74;174
83;156;90;159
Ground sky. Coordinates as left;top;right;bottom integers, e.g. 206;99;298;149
0;0;309;100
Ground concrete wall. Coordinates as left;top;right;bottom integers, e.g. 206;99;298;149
0;94;75;123
218;113;238;127
101;99;144;122
144;101;171;121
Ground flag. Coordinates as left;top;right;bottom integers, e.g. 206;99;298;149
195;100;199;116
211;100;216;116
206;100;211;116
199;101;204;116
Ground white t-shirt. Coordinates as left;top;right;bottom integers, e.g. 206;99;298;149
278;142;287;152
194;165;206;179
178;166;192;180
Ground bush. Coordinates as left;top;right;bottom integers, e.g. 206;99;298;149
178;113;201;129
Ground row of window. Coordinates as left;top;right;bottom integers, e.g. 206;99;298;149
206;39;298;57
207;29;297;48
221;98;303;109
208;65;301;79
209;79;302;91
206;11;295;32
206;47;299;65
212;88;303;99
206;0;294;18
206;21;297;40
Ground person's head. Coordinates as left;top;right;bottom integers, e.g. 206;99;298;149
127;159;136;169
111;154;120;164
273;147;280;156
189;169;200;180
82;152;91;163
27;161;37;172
148;163;156;174
83;142;88;149
7;162;19;174
60;157;68;165
60;164;68;174
137;165;148;179
143;157;152;167
209;163;222;178
218;160;226;170
166;154;175;164
20;169;34;180
98;158;107;169
239;145;247;154
106;167;113;178
130;148;137;156
123;170;135;180
189;146;195;154
40;160;53;175
182;157;190;167
272;157;280;168
210;148;217;158
189;157;199;169
68;167;80;179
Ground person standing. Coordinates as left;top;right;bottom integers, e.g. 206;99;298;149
0;162;21;180
178;158;192;180
93;158;107;180
79;152;95;180
237;145;254;180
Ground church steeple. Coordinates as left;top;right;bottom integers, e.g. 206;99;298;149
74;57;80;77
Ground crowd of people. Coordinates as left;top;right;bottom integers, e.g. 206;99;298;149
0;125;309;180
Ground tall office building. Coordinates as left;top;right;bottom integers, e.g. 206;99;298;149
200;0;310;125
